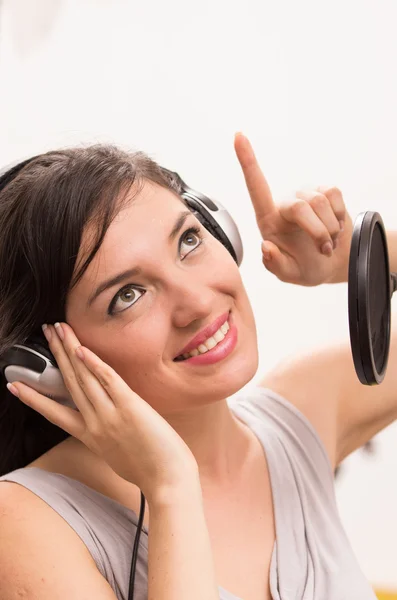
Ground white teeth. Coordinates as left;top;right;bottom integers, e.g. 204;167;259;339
213;330;225;343
220;322;229;335
198;344;208;353
205;336;217;350
178;319;231;359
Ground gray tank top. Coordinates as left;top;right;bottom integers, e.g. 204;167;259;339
0;386;377;600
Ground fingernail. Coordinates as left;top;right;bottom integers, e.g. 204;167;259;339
339;220;344;232
42;324;52;342
7;383;19;397
54;322;65;341
262;241;272;261
322;241;333;256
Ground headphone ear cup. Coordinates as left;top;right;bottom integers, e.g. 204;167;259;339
159;167;244;265
193;209;230;249
183;196;243;265
1;338;75;409
26;334;57;365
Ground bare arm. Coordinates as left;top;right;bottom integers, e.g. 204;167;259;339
0;474;219;600
261;323;397;469
0;482;118;599
148;473;220;600
385;230;397;274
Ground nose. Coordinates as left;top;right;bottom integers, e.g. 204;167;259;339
168;271;216;329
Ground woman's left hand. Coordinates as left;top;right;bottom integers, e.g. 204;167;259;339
234;133;353;285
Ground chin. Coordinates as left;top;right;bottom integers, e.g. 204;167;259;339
215;353;258;398
184;348;259;406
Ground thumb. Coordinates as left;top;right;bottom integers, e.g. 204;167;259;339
261;240;300;282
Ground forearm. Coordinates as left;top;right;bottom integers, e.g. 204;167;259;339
147;474;219;600
386;231;397;274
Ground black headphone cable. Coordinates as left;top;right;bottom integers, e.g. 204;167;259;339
128;490;146;600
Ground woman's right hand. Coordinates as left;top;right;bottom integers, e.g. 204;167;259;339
7;322;198;504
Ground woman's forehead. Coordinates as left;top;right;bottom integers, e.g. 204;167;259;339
75;182;189;285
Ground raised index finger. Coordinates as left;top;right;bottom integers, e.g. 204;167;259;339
234;132;275;222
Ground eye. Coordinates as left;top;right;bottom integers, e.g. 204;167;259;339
108;226;203;316
108;286;145;315
179;226;202;259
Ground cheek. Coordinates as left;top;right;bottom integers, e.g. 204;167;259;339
86;324;166;382
103;336;170;404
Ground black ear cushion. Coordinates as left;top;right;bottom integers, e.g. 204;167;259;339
186;201;238;263
25;334;57;365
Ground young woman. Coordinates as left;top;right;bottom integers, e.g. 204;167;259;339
0;134;395;600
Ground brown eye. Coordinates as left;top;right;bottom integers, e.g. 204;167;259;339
109;286;144;315
120;288;137;302
180;227;202;258
184;232;199;246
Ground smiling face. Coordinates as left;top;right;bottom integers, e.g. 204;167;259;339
66;181;258;416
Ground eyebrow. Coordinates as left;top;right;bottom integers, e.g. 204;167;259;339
87;210;192;308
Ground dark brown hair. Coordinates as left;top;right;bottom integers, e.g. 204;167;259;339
0;144;182;476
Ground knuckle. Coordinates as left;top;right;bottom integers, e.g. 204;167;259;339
327;185;343;198
320;236;332;249
63;371;75;390
325;186;345;214
291;199;308;218
310;193;329;210
104;416;119;437
319;229;331;242
88;414;118;445
97;365;114;389
48;342;61;359
87;421;104;441
76;374;85;388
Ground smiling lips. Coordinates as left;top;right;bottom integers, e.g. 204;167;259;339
176;320;231;360
174;311;238;366
175;311;230;358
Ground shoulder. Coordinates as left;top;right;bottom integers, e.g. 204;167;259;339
233;383;335;474
0;477;88;534
258;345;340;468
0;481;117;599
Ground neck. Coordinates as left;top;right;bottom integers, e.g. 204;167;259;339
164;399;253;488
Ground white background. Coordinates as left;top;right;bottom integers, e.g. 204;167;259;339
1;0;397;589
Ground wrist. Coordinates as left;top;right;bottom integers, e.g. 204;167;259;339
147;467;202;508
328;228;397;284
326;256;349;284
326;220;353;284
